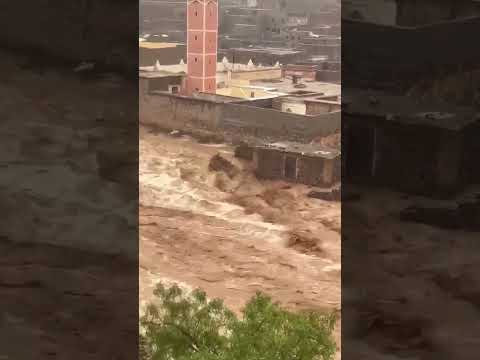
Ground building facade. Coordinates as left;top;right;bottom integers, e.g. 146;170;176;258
186;0;218;95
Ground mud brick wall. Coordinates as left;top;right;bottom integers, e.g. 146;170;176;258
0;0;138;71
140;92;341;143
220;103;341;142
140;92;221;131
253;151;339;187
253;149;285;180
297;156;325;186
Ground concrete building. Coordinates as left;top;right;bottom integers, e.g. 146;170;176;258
186;0;218;95
139;42;186;67
272;94;341;115
282;64;317;81
343;89;480;197
139;71;185;94
223;47;304;66
250;142;341;187
140;57;286;97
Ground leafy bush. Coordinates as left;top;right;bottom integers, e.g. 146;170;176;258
140;283;337;360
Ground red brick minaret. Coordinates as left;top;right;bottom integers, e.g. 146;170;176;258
186;0;218;95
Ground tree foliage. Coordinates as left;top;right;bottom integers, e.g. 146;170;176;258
140;283;337;360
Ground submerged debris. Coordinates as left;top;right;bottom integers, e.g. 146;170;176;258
208;154;238;179
308;187;341;202
234;142;254;160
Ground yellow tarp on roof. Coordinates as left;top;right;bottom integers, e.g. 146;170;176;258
139;42;181;49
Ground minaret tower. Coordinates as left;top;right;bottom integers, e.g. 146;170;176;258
186;0;218;95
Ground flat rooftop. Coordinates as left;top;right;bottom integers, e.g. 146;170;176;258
139;70;185;78
255;141;340;159
251;78;341;97
343;89;479;130
229;47;303;56
139;42;183;49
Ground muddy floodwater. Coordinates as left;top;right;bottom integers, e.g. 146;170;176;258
139;126;341;352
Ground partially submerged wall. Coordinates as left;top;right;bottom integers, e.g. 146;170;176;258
220;103;340;141
254;149;340;187
0;0;138;72
140;92;341;143
140;92;221;131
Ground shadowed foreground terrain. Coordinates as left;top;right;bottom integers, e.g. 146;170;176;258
0;50;138;359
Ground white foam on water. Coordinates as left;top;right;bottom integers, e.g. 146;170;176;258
140;148;288;246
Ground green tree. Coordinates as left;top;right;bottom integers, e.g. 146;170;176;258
140;283;235;360
140;283;336;360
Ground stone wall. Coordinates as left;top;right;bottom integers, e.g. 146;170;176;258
140;92;341;143
140;92;221;132
0;0;138;72
220;102;340;142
